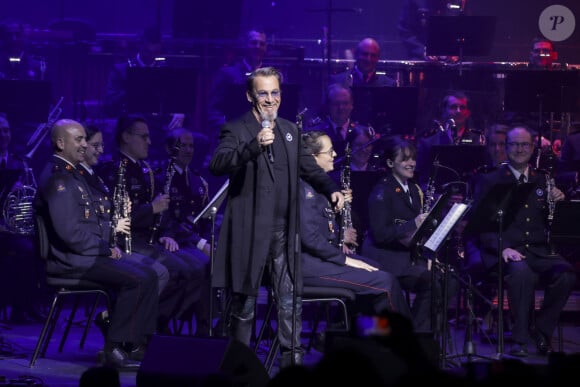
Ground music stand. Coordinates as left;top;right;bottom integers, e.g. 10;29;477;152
426;16;496;58
430;145;487;193
549;200;580;245
426;16;496;76
0;80;51;123
189;179;229;337
350;86;419;137
126;67;198;116
464;181;536;358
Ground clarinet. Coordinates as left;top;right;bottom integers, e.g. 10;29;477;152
338;140;354;252
148;139;181;245
111;159;131;254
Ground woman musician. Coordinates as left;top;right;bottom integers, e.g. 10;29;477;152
362;137;451;333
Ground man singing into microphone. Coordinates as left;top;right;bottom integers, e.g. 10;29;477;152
209;67;344;368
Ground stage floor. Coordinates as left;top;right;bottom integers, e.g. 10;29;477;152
0;302;578;386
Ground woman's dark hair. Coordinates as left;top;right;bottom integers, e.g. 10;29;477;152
383;136;416;165
82;122;101;141
302;130;328;154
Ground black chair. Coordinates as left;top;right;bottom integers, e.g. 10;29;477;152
256;285;356;373
29;214;112;368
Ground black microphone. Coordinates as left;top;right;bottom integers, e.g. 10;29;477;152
261;120;275;163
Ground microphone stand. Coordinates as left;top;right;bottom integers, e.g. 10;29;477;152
290;108;308;366
191;179;229;337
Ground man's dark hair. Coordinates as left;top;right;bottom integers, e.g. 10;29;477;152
114;114;147;145
246;67;283;93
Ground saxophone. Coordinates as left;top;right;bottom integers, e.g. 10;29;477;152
111;159;131;254
338;140;354;252
148;139;181;245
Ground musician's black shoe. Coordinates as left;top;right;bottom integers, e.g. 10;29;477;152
508;342;528;357
531;329;553;356
102;345;141;371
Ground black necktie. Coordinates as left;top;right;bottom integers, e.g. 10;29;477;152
518;174;526;184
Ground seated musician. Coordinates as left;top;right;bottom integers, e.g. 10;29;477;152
300;130;411;331
463;125;576;358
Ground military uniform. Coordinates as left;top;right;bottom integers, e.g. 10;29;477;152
300;180;411;317
469;164;576;346
35;155;158;347
97;154;203;331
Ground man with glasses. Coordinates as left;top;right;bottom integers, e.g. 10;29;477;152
209;67;344;368
466;125;576;358
96;114;204;335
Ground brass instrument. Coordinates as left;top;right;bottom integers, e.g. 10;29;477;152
3;98;62;235
148;139;181;245
2;160;36;235
422;161;438;214
338;138;354;252
25;97;63;160
111;159;131;254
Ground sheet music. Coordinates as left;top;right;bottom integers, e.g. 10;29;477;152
424;202;469;252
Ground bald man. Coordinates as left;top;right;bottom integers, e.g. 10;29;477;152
34;119;159;370
329;37;396;87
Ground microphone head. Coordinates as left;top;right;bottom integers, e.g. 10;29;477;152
261;120;271;129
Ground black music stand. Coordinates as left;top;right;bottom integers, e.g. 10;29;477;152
464;181;536;358
126;67;198;116
549;200;580;245
350;86;419;137
504;70;580;165
0;80;51;123
430;145;487;193
426;16;496;76
190;179;229;337
426;16;496;57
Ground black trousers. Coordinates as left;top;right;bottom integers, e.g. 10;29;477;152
80;256;159;345
228;230;303;360
132;237;203;327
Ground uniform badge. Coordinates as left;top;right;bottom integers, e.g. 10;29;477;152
56;183;66;192
285;133;293;142
305;189;314;199
395;187;401;193
536;188;544;197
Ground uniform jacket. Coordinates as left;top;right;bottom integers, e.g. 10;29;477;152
300;180;346;276
154;164;210;244
469;164;551;269
97;155;156;240
362;173;424;275
34;156;110;276
209;111;340;295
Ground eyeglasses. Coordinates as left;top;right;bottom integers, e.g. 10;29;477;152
130;132;150;141
316;148;335;157
255;90;281;100
507;142;533;150
89;142;104;150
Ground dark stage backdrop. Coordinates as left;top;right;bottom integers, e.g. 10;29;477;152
2;0;579;63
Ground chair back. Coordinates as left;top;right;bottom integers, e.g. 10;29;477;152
34;213;50;260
